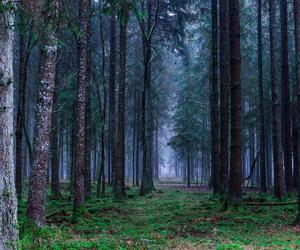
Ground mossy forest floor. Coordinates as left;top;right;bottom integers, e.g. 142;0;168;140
19;183;300;249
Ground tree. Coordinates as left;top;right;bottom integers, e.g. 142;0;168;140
109;5;117;186
114;0;128;199
15;0;34;199
50;75;61;199
139;0;159;196
269;0;285;198
211;0;220;195
280;0;293;193
257;0;267;192
293;0;300;223
219;0;230;198
27;0;59;227
0;1;18;248
228;0;242;204
74;0;89;212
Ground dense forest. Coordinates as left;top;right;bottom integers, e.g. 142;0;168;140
1;0;300;249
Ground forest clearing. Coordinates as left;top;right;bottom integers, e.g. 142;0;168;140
18;183;300;249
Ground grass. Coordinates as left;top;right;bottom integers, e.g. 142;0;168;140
18;184;300;249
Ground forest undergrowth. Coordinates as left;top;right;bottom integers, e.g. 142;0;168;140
18;184;300;250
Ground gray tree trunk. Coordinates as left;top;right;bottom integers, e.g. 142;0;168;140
0;2;18;248
27;0;59;227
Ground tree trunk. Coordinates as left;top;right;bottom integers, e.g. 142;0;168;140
84;86;92;198
15;30;27;199
219;0;230;198
269;0;286;199
211;0;220;195
293;0;300;223
257;0;267;192
114;0;127;199
109;6;117;187
280;0;293;193
74;0;89;212
229;0;242;204
27;0;59;227
0;3;18;248
136;91;141;186
50;75;61;199
140;0;156;196
154;126;159;180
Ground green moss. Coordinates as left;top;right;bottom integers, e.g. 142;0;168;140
18;184;300;249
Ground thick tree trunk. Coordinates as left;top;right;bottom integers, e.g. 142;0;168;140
228;0;242;204
109;7;117;186
0;3;18;248
74;0;89;212
293;0;300;223
114;0;127;199
219;0;230;198
280;0;293;193
211;0;220;195
269;0;286;199
50;77;61;199
257;0;267;193
27;0;59;227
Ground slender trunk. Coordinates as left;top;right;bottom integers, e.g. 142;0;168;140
74;0;89;212
0;4;18;248
16;30;28;199
187;147;191;187
109;7;117;186
229;0;242;204
257;0;267;192
97;12;106;197
136;92;141;186
141;0;155;196
280;0;293;193
84;2;92;198
132;86;137;185
114;0;127;199
27;0;59;226
219;0;230;198
269;0;286;198
211;0;220;195
293;0;300;223
154;126;159;180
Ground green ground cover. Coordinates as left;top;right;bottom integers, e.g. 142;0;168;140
18;185;300;249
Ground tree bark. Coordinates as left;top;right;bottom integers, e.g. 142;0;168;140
293;0;300;223
229;0;242;204
140;0;157;196
50;75;61;199
280;0;293;193
109;6;117;186
74;0;89;212
219;0;230;198
269;0;286;199
114;0;127;199
27;0;59;227
257;0;267;193
0;2;18;248
211;0;220;195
